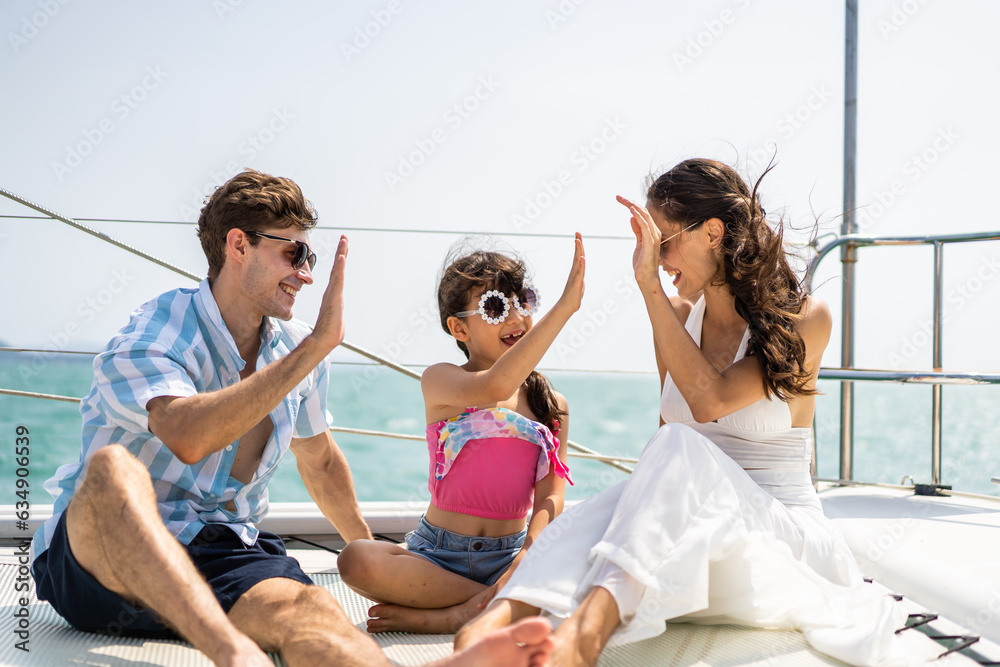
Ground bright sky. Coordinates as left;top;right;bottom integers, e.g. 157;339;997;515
1;0;998;376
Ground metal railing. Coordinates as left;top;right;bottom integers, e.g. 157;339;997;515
805;231;1000;486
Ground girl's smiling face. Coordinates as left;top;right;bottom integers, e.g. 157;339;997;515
451;285;534;367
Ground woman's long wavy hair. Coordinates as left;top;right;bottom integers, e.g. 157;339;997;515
646;158;814;401
437;249;565;431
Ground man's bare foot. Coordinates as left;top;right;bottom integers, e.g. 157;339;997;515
453;599;539;651
432;617;553;667
367;596;480;634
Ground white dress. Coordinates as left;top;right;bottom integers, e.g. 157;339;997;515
496;296;907;667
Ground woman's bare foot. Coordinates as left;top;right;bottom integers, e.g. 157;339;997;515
548;586;620;667
367;596;481;634
550;624;594;667
453;599;540;651
432;617;553;667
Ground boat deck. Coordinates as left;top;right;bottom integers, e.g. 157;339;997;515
823;484;1000;635
0;538;994;666
1;490;998;665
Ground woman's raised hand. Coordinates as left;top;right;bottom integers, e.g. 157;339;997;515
618;195;662;290
556;232;586;313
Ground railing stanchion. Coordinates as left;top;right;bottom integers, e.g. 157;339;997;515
839;0;858;483
931;241;944;485
838;238;857;483
840;382;854;481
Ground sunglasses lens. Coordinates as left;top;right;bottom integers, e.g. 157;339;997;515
517;286;538;313
482;294;507;319
292;243;316;270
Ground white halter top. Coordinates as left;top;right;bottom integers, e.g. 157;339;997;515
659;296;814;476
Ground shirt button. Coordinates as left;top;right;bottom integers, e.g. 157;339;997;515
226;445;233;451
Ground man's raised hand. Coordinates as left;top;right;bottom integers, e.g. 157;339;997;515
312;235;349;352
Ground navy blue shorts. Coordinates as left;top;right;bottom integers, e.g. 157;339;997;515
31;513;313;638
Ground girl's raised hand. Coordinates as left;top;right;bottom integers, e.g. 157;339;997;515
617;195;661;289
556;232;586;313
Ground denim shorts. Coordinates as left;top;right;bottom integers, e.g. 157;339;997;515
32;513;313;638
404;515;526;586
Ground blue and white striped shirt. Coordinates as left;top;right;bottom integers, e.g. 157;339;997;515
31;279;333;562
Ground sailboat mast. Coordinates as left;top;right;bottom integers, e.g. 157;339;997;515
840;0;858;481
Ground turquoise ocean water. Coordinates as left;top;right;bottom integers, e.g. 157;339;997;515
0;356;997;505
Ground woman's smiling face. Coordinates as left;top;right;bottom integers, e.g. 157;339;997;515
646;203;721;299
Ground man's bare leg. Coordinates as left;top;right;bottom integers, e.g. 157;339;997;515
230;577;554;667
453;598;541;651
229;578;393;666
549;586;621;667
64;445;267;667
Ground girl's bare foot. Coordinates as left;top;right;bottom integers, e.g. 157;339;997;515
367;596;481;634
453;599;539;651
433;617;553;667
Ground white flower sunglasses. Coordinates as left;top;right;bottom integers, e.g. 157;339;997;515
455;284;541;325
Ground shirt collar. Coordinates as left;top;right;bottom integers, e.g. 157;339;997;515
261;314;282;349
194;279;283;364
194;279;243;369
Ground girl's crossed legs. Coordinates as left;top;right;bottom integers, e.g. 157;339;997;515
338;519;523;634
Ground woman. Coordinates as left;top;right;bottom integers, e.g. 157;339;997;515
455;159;904;667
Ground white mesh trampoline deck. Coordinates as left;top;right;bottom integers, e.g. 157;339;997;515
0;546;984;667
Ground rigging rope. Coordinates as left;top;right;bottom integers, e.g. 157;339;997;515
0;388;636;467
0;213;634;241
0;349;656;375
328;426;637;465
0;186;634;472
0;388;80;403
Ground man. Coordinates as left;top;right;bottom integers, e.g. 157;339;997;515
30;170;552;666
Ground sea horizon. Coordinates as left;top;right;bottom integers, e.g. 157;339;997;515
1;357;997;506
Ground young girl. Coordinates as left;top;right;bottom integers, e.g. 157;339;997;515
338;234;586;634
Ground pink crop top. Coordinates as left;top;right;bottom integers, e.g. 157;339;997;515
426;407;573;521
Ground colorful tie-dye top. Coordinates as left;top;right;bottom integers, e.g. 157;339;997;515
424;407;574;520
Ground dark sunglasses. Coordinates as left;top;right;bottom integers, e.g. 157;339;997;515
455;284;541;325
245;231;317;271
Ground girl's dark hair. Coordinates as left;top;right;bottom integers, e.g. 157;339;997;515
646;158;814;401
437;249;565;431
